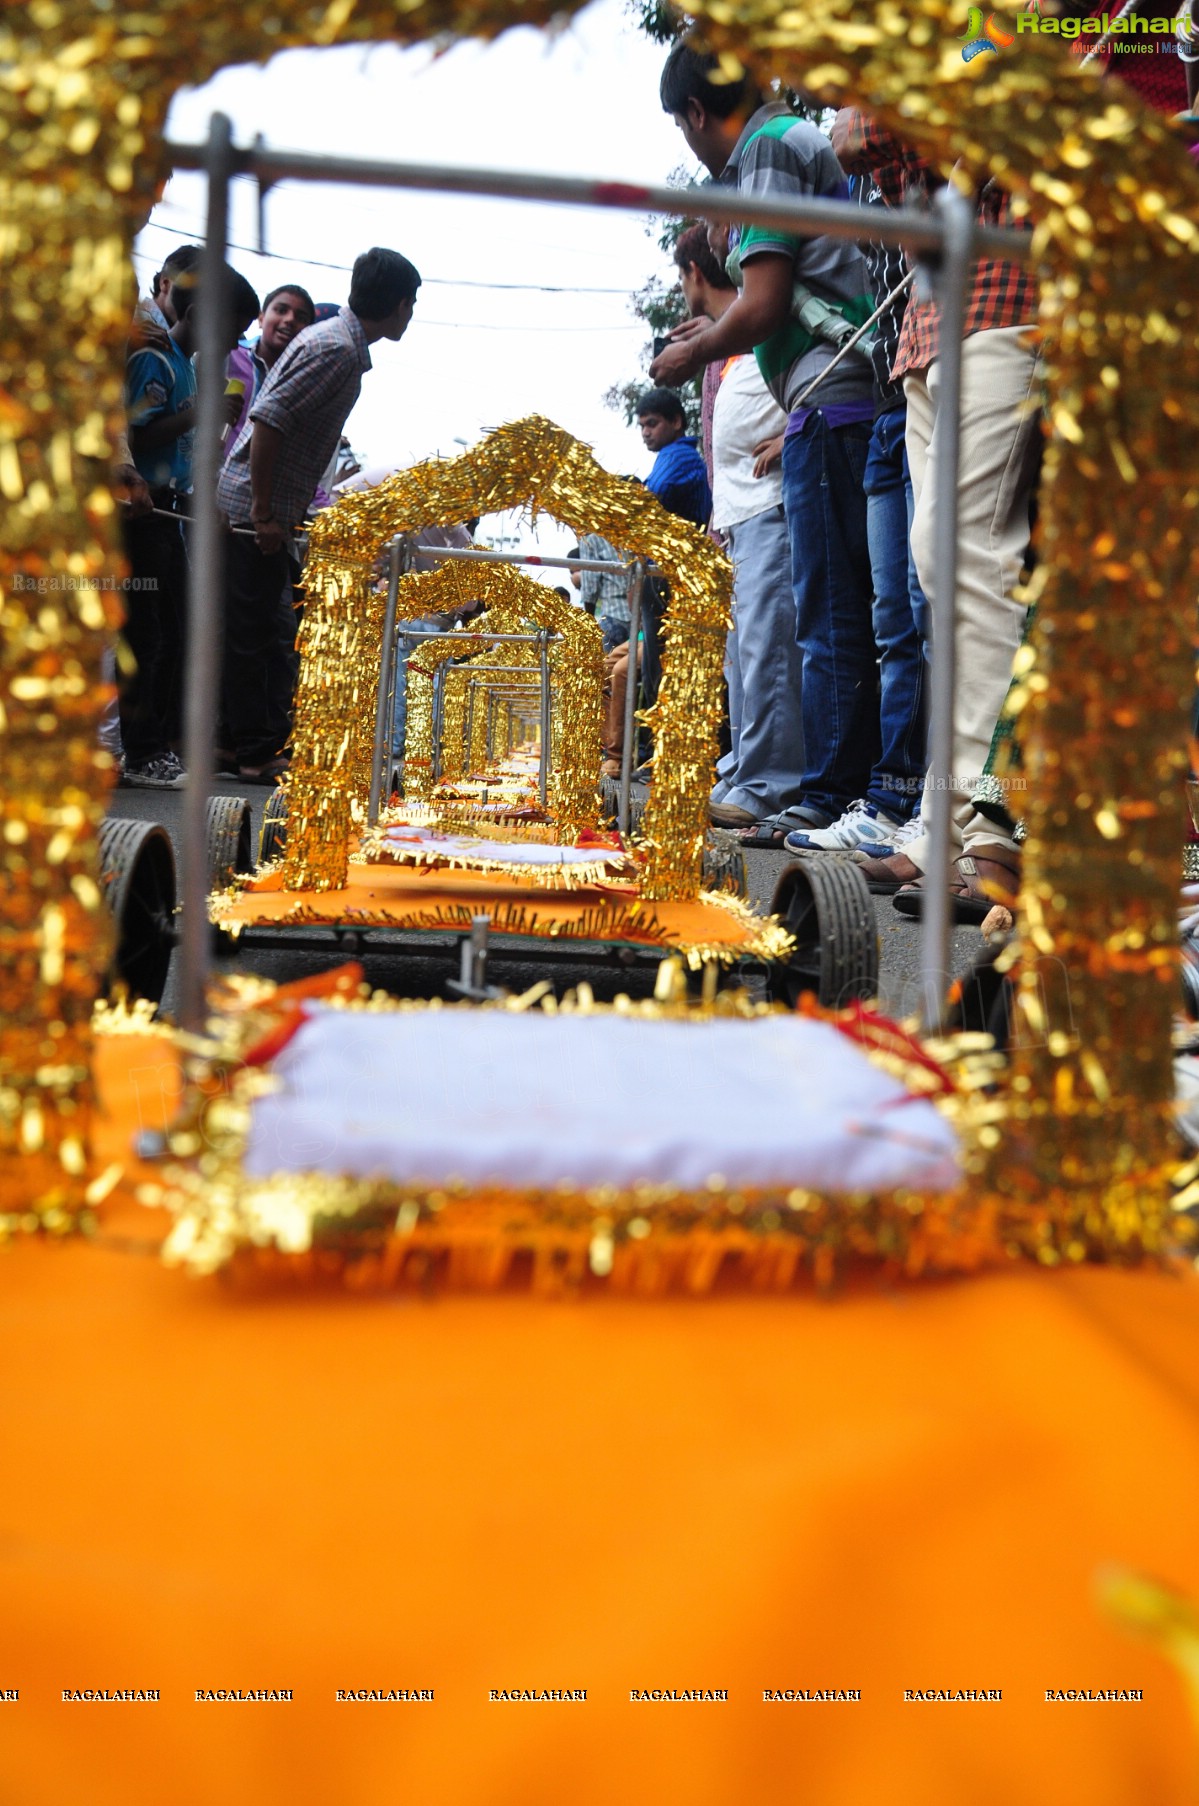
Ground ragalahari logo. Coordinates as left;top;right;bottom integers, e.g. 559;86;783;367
960;5;1017;57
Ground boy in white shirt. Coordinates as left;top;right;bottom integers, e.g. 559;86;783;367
672;224;806;829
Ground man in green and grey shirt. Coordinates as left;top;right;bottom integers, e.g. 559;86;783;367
652;45;893;850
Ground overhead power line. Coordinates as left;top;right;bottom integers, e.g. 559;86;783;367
138;214;635;296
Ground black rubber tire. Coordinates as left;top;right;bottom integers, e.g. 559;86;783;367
97;817;176;1005
766;855;879;1009
259;786;288;865
207;795;253;891
599;773;646;837
701;828;748;899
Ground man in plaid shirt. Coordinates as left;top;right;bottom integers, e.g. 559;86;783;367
216;245;421;781
830;111;1042;919
577;534;631;655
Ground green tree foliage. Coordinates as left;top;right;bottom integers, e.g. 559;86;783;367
604;3;829;438
626;0;682;42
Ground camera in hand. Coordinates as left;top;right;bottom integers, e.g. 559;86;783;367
652;336;671;359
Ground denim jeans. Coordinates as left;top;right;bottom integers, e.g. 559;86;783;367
719;503;806;817
781;412;878;821
600;614;629;655
863;404;928;821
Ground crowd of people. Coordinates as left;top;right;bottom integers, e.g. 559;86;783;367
111;244;422;788
107;21;1197;935
576;43;1044;926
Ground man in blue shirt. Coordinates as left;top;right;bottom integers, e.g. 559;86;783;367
638;387;712;526
122;264;259;787
634;388;711;770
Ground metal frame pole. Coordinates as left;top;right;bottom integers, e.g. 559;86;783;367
920;186;973;1034
417;546;638;576
537;629;551;809
166;136;1029;267
618;560;646;836
465;681;478;767
382;558;409;794
398;627;562;646
431;661;446;782
177;113;234;1035
367;534;406;828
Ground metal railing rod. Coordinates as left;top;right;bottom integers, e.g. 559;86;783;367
163;139;1032;265
176;113;234;1036
618;561;646;835
420;546;638;576
537;629;551;809
402;628;562;645
367;535;408;829
919;186;972;1035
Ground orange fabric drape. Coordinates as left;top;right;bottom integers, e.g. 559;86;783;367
3;1038;1199;1803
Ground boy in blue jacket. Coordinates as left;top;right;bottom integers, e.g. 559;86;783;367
634;388;711;768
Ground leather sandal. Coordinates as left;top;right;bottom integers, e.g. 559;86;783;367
852;850;924;895
891;844;1021;925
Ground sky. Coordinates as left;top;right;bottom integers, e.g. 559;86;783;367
138;0;701;566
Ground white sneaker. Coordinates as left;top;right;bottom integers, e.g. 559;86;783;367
784;800;903;853
849;812;923;862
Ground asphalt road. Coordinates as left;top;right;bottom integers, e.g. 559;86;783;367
106;779;984;1020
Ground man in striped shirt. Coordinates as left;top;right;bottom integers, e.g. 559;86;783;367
216;245;421;781
652;44;885;844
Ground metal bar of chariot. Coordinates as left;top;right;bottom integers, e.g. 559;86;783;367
401;627;562;646
618;560;646;836
177;113;235;1037
537;629;552;809
367;534;409;829
164;138;1032;267
920;185;973;1035
418;545;639;577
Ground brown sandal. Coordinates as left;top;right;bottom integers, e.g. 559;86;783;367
891;844;1020;925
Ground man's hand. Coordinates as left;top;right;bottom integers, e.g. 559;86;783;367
752;433;785;479
112;461;153;518
222;389;244;429
252;516;286;555
649;318;713;387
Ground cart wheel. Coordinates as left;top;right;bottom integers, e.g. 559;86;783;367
766;856;878;1009
258;786;288;865
599;774;646;836
207;795;253;891
97;818;176;1004
702;828;748;898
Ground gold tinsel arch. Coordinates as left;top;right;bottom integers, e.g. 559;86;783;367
401;615;537;801
346;554;604;824
292;417;730;898
0;0;1196;1247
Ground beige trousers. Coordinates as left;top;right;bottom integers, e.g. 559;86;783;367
903;325;1042;865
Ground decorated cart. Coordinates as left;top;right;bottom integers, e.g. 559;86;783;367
2;0;1199;1798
